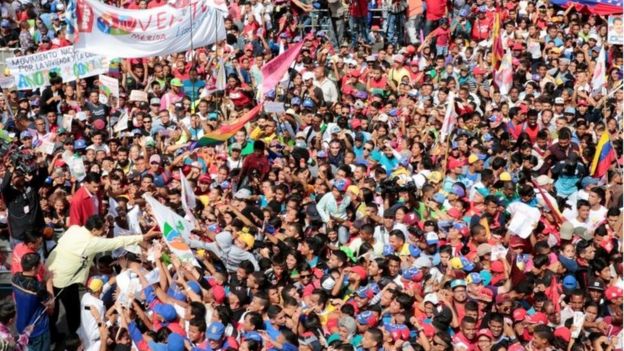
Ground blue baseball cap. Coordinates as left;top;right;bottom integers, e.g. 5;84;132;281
291;96;301;106
408;244;421;258
450;279;467;289
243;331;263;342
356;286;370;299
186;280;201;295
167;287;186;302
460;256;475;272
265;89;276;99
402;267;423;282
19;130;32;140
432;193;446;204
302;98;315;109
74;139;87;150
207;321;225;340
581;177;599;188
333;179;348;192
467;272;482;285
153;303;177;323
562;275;578;290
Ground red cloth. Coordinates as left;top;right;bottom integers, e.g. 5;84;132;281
69;186;101;227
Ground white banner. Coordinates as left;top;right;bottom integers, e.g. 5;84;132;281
143;194;198;266
76;0;227;58
98;74;119;105
5;46;108;90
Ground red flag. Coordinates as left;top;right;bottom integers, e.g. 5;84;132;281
491;13;504;69
531;179;564;225
546;276;561;313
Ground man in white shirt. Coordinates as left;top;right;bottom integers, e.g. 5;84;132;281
587;188;608;232
313;66;338;104
564;199;591;232
77;277;105;351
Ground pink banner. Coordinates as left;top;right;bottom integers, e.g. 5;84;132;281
260;41;304;97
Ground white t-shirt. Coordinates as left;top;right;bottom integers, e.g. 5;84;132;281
77;293;104;350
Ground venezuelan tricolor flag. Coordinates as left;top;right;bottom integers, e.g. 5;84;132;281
590;132;616;178
194;105;262;148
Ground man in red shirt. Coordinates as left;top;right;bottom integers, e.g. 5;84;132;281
472;8;493;41
11;230;45;281
349;0;369;47
424;0;447;35
452;316;478;351
69;172;102;227
237;140;269;188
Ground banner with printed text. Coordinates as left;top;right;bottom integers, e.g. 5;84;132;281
5;46;108;90
76;0;227;58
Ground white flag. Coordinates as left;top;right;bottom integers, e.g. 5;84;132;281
143;194;198;266
216;59;226;91
180;170;197;210
494;50;513;95
592;45;606;95
113;112;129;133
440;92;457;143
179;170;198;227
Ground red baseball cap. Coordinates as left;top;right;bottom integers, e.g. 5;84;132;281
512;308;526;322
605;286;623;302
491;261;505;273
526;312;548;325
554;327;571;343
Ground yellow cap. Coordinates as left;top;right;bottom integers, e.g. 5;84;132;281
427;171;443;184
198;195;210;206
468;154;479;164
197;249;206;258
88;277;104;292
500;172;512;182
450;257;463;270
238;233;255;250
347;185;360;195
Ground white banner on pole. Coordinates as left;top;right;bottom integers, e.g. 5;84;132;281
76;0;227;58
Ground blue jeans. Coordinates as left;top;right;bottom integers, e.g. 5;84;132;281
386;12;405;45
29;331;50;351
350;16;368;46
436;45;448;56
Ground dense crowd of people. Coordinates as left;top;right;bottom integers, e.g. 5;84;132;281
0;0;623;350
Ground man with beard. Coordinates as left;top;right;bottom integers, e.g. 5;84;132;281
1;157;48;245
114;147;132;174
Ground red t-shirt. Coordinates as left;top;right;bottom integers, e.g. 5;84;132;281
472;17;493;41
11;243;45;281
432;27;451;46
425;0;446;21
